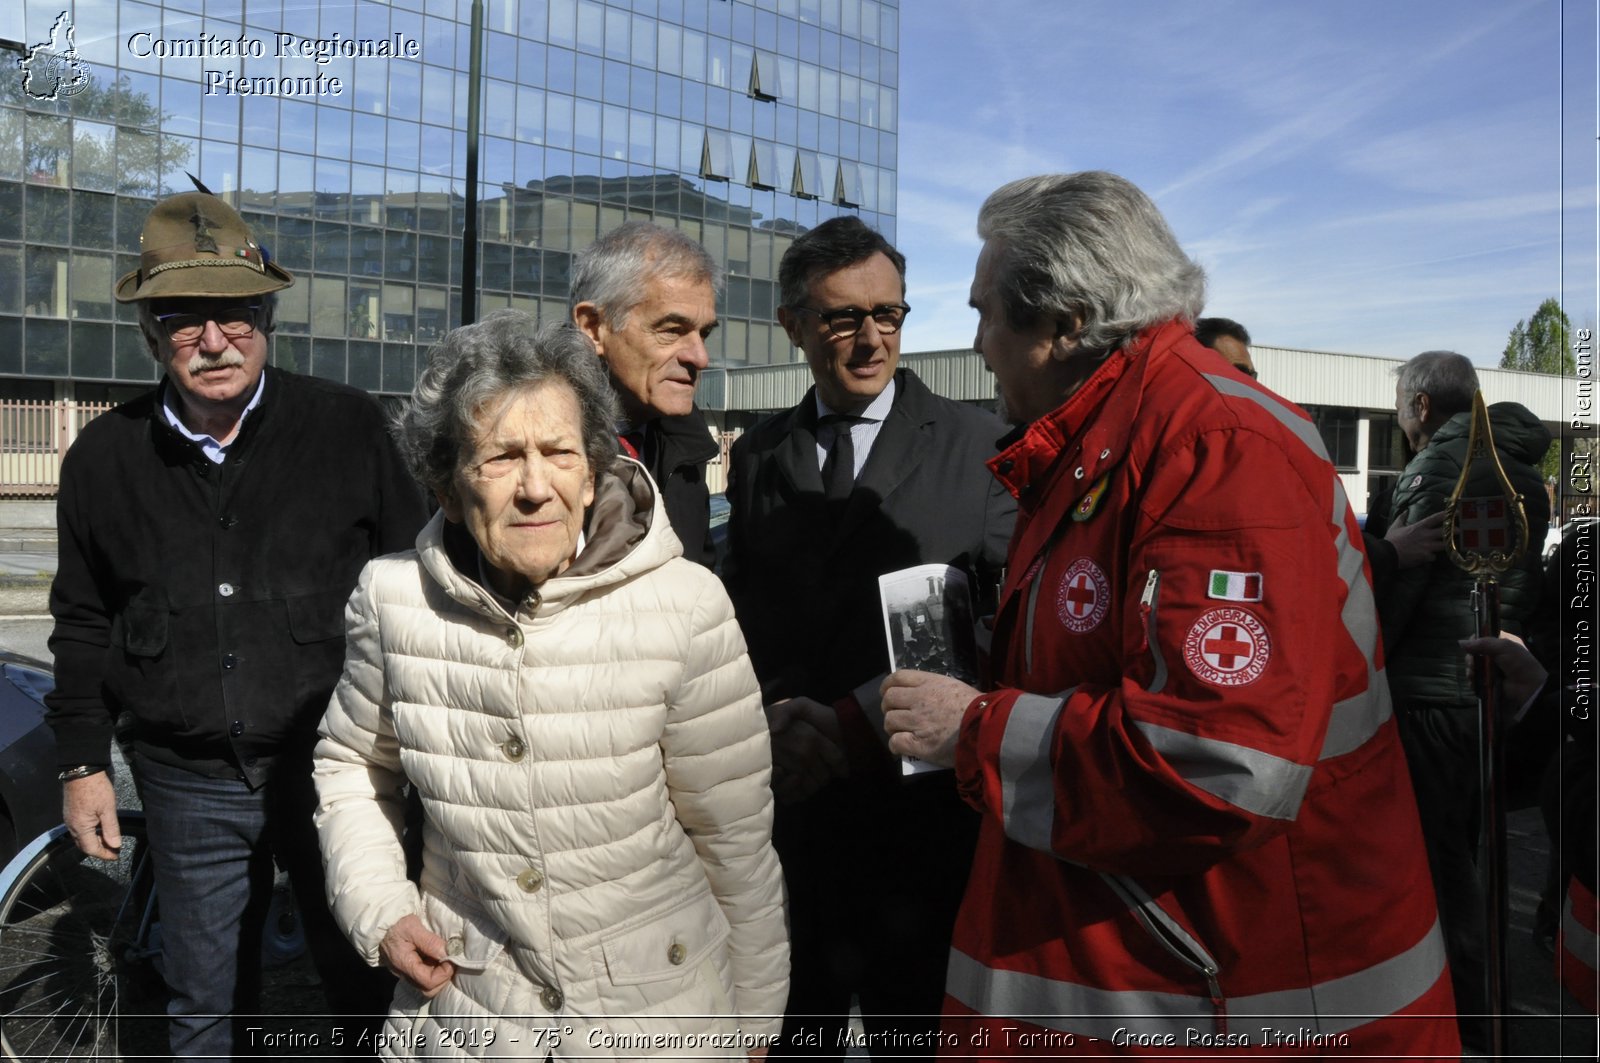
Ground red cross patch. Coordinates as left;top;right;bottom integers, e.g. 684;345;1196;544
1183;608;1271;686
1455;497;1511;553
1056;558;1110;634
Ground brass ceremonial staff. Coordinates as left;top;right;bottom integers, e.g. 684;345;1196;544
1442;390;1530;1058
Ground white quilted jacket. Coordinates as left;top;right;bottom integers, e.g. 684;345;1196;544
314;460;789;1060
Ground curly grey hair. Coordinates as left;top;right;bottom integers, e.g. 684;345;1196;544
976;172;1206;354
1394;350;1479;421
569;221;723;328
395;310;620;502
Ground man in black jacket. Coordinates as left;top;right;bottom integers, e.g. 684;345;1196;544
571;222;721;567
1372;348;1552;1053
46;192;428;1059
724;217;1015;1060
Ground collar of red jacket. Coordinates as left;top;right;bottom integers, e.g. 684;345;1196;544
987;319;1196;507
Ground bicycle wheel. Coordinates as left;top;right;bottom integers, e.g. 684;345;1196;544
0;813;169;1062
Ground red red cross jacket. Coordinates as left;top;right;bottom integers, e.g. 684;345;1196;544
941;322;1460;1058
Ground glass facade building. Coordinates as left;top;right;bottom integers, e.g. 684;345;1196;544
1;0;900;401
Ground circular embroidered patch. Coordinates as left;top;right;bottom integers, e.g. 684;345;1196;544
1183;608;1271;686
1057;557;1110;634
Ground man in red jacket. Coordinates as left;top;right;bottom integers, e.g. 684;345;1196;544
881;172;1460;1058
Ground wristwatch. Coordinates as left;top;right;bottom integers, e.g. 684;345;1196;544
57;764;107;782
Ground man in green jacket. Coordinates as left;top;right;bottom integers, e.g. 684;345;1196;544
1373;349;1552;1054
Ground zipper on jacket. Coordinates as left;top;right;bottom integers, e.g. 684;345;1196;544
1138;569;1167;694
1100;872;1226;1032
1023;557;1050;675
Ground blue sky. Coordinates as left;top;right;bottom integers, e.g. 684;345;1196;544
893;0;1595;365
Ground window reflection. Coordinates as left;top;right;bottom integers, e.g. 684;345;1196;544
9;0;901;391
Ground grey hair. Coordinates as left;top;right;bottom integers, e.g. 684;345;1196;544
395;309;620;501
136;294;279;360
1395;350;1480;420
569;221;723;328
976;172;1206;353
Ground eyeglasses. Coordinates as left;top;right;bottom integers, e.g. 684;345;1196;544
792;302;911;339
154;305;262;345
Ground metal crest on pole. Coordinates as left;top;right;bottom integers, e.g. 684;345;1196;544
1443;389;1529;1058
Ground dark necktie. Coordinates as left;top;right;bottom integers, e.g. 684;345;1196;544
819;414;858;503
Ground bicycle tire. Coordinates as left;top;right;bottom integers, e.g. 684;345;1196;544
0;813;169;1062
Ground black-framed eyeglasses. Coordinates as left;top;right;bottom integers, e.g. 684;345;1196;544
793;302;911;339
153;305;262;345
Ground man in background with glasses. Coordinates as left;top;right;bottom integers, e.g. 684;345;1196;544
723;216;1014;1059
45;191;426;1059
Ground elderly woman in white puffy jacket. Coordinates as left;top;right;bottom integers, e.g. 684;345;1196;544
313;310;788;1060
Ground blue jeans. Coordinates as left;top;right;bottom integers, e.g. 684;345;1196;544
132;751;392;1061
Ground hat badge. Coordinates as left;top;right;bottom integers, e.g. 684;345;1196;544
190;209;219;254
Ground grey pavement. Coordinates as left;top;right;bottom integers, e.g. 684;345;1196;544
0;499;55;622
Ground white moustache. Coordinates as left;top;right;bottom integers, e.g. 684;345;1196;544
186;350;246;374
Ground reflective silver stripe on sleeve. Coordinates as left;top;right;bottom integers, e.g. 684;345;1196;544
1203;372;1330;460
1132;720;1312;820
1240;917;1448;1038
999;692;1070;853
1320;479;1391;759
946;947;1213;1042
945;918;1447;1043
1203;374;1389;762
1563;888;1600;967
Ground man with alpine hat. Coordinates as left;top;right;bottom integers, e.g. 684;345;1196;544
46;191;427;1058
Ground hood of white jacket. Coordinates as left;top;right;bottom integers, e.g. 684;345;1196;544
417;456;685;622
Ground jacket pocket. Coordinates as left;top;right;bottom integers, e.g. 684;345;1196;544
108;596;184;728
424;887;511;975
599;888;731;987
113;600;168;657
285;589;351;644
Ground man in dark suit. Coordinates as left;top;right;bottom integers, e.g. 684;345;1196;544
571;222;721;566
723;217;1015;1060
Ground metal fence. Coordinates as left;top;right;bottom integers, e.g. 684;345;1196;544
0;403;738;499
0;402;114;497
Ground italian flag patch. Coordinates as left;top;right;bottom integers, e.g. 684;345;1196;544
1208;570;1262;602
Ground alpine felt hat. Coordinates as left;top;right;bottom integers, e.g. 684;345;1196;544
114;192;294;302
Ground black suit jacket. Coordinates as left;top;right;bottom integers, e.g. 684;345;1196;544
723;368;1015;1006
724;368;1015;705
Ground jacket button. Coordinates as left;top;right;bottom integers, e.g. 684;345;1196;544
222;653;237;669
516;867;544;893
229;721;244;737
503;737;525;761
506;627;524;648
218;514;237;529
667;942;687;966
218;582;235;597
540;985;563;1010
447;935;464;956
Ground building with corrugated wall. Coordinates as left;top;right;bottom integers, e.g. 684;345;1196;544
702;343;1570;518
